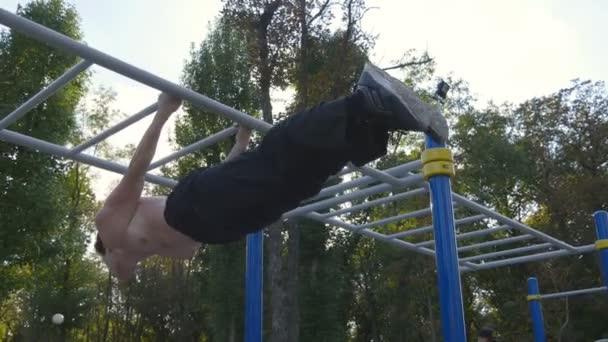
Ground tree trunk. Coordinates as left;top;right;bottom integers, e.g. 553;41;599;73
286;220;301;342
427;294;436;342
268;222;287;342
101;273;112;342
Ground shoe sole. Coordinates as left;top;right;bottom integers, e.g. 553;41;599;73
361;63;448;142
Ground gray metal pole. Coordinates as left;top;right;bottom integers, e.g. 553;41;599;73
148;126;237;170
452;193;578;252
460;243;554;263
0;60;93;130
417;225;512;248
457;234;533;253
467;245;595;271
540;286;607;300
284;173;425;218
0;9;271;132
321;187;427;218
0;129;176;188
387;214;486;239
70;103;158;154
312;160;422;200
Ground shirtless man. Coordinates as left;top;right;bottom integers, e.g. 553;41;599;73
94;63;449;281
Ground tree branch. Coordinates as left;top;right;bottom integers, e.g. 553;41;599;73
381;56;434;71
307;0;333;26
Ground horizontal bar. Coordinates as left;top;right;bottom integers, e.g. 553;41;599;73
356;165;403;187
452;193;578;252
358;207;432;231
0;129;176;188
466;244;595;271
70;102;158;154
387;214;486;239
284;173;425;218
417;225;512;248
148;126;237;170
322;187;427;218
0;59;93;130
458;234;533;253
311;160;422;201
306;213;477;272
304;212;436;257
540;286;607;300
460;243;553;263
0;9;272;133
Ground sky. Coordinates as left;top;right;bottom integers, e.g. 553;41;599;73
1;0;607;197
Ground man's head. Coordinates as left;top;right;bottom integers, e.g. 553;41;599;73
94;233;114;271
478;327;494;342
94;233;105;255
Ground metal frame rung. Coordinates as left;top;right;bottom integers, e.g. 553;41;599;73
0;59;93;130
148;126;237;170
387;214;486;240
70;102;158;154
460;243;553;263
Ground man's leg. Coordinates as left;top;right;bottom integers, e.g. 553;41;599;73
258;62;448;180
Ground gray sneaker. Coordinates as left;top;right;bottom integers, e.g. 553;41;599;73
356;62;449;143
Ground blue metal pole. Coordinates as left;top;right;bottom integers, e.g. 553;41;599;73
527;277;546;342
593;211;608;289
425;135;467;342
245;231;264;342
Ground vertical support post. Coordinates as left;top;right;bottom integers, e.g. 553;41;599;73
593;211;608;289
527;277;546;342
424;135;467;342
423;81;466;341
245;231;264;342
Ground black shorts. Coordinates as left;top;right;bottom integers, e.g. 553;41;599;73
164;150;323;244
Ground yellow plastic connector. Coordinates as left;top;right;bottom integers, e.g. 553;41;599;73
595;239;608;251
421;148;455;180
526;295;541;301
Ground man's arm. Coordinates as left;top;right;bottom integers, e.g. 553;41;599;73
97;93;182;248
225;125;252;161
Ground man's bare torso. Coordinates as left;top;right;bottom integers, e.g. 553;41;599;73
94;93;250;281
122;196;199;258
96;196;200;280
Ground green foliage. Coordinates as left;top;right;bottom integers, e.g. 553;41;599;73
174;17;260;176
0;0;89;301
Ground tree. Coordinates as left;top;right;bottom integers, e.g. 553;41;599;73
0;0;89;304
162;17;260;341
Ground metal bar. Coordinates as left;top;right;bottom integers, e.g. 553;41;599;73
527;277;546;342
465;245;595;271
355;165;403;187
304;212;436;257
0;129;176;188
594;211;608;289
308;212;479;271
0;60;93;130
321;188;427;218
460;243;553;263
70;102;158;154
425;134;466;342
452;193;578;252
284;173;424;218
244;231;263;342
311;159;422;201
386;214;485;239
457;234;533;253
541;286;607;300
359;207;432;231
417;224;512;248
148;126;237;170
0;9;272;133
